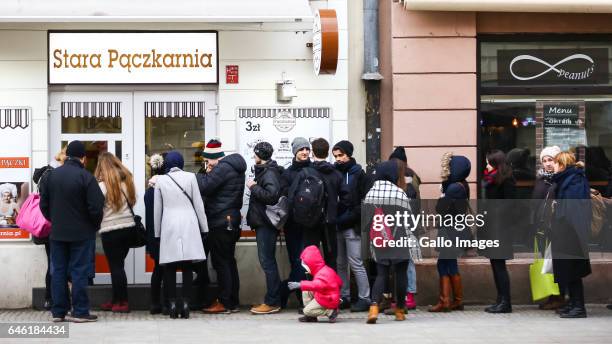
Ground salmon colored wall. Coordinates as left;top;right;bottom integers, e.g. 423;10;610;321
477;12;612;33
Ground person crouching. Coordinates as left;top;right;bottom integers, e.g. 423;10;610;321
288;245;342;323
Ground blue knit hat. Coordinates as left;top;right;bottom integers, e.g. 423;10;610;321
164;151;184;172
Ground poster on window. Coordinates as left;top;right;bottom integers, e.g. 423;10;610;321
540;102;587;152
237;107;332;230
0;107;32;240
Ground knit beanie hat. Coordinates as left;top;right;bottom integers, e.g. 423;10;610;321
374;160;398;184
66;140;86;159
291;137;310;156
389;146;407;163
540;146;561;162
202;139;225;160
164;151;184;172
332;140;354;157
254;141;274;161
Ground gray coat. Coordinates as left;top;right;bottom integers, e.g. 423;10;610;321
154;168;208;264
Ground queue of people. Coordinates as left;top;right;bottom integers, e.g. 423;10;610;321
31;137;605;323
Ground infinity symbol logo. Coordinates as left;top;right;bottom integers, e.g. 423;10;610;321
509;54;595;81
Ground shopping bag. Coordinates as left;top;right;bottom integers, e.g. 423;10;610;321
15;193;51;238
529;237;560;302
541;242;553;274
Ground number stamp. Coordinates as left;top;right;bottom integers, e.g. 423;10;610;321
0;322;69;338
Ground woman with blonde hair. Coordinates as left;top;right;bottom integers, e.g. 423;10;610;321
95;152;137;313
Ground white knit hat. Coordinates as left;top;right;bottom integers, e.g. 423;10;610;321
540;146;562;161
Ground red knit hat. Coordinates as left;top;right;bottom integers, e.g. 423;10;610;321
202;139;225;159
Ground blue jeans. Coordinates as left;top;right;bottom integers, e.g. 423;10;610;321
255;225;281;306
437;258;459;277
280;226;305;307
50;239;94;318
407;258;417;293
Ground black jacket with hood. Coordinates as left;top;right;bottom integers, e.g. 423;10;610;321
197;153;247;229
335;158;367;232
312;160;343;225
247;160;284;229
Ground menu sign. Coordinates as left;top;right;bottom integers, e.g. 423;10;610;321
542;102;586;151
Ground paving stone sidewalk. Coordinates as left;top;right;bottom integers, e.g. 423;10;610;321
0;305;610;343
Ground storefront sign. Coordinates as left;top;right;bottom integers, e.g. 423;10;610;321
48;32;218;84
237;107;331;229
543;104;581;127
313;9;338;75
497;48;609;86
0;107;32;241
226;65;239;84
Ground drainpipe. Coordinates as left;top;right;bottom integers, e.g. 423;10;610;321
362;0;383;172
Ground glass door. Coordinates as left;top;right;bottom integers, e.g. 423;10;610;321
49;92;134;284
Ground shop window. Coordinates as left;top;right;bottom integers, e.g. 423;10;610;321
144;101;205;183
61;101;122;134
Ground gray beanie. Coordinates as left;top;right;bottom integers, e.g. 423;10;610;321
291;137;310;156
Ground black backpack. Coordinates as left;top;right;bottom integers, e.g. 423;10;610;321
289;167;326;228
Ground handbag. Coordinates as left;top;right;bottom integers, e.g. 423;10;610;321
122;190;147;248
266;195;289;230
15;193;51;238
529;237;560;302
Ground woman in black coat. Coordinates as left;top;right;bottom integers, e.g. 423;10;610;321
550;152;591;318
480;150;516;314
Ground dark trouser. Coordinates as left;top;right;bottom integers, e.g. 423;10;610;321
193;233;211;307
209;227;240;309
568;278;585;307
50;239;94;318
164;261;193;300
437;258;459;277
255;225;281;306
101;230;132;303
44;242;52;301
281;226;305;307
490;259;511;301
151;257;165;306
302;223;337;271
372;261;409;307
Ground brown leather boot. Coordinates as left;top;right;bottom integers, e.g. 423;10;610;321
366;304;379;324
428;276;451;312
450;274;464;311
394;307;406;321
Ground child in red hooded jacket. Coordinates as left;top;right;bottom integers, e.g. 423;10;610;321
288;245;342;323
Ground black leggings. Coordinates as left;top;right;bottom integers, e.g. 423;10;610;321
567;278;585;306
490;259;510;301
164;261;193;301
101;230;132;303
151;257;165;306
372;262;408;307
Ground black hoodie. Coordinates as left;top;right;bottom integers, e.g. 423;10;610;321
247;160;285;229
197;153;247;229
335;158;367;232
312;160;342;224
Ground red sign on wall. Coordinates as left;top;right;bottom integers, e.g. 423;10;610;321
226;65;239;84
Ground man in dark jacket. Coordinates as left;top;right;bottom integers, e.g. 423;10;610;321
40;140;104;323
332;140;371;312
247;142;285;315
279;137;311;310
309;138;341;270
197;139;247;314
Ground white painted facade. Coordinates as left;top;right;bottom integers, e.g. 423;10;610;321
0;0;359;308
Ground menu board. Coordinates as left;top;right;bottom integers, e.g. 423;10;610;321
541;102;587;152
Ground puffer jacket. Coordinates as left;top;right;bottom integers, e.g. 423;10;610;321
247;160;284;229
312;160;342;224
299;245;342;309
197;154;247;229
335;158;367;232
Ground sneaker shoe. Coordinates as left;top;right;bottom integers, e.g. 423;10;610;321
339;297;351;310
405;293;417;310
229;307;241;313
52;316;65;323
44;299;52;311
100;301;114;311
250;304;281;315
298;316;318;323
203;300;230;314
67;314;98;323
112;301;130;313
328;309;339;323
350;298;371;312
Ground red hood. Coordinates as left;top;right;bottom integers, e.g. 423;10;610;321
300;245;326;275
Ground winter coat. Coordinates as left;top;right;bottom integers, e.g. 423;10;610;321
479;172;516;259
550;166;592;284
281;158;312;230
40;158;105;242
312;160;342;225
196;154;247;229
98;181;136;233
335;158;367;233
299;245;342;310
531;171;555;238
154;167;208;264
247;160;284;229
435;155;471;259
144;187;160;261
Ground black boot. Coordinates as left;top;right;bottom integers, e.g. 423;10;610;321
560;302;587;318
150;304;162;315
168;300;178;319
485;296;512;314
606;304;612;310
181;299;190;319
484;295;501;313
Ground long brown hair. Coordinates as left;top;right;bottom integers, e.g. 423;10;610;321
94;152;136;212
391;158;407;191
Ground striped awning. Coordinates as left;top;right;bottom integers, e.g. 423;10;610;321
61;102;121;118
145;101;205;118
0;108;30;129
238;107;330;119
400;0;612;13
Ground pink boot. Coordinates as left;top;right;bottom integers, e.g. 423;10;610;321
405;293;416;310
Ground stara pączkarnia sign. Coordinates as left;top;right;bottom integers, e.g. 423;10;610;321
48;31;218;85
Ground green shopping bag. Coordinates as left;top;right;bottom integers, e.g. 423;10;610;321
529;237;560;302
